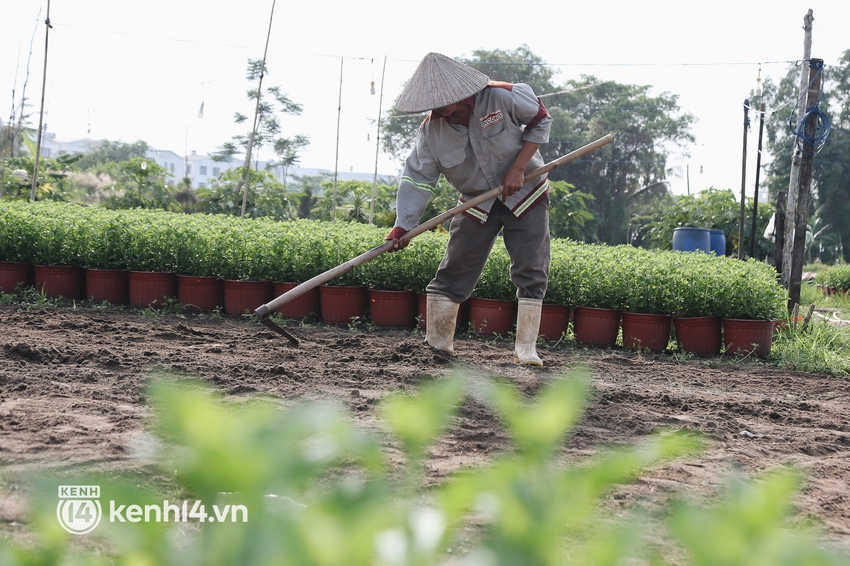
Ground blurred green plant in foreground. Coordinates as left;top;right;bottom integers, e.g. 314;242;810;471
1;367;845;565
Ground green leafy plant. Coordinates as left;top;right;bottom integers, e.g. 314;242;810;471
4;368;844;565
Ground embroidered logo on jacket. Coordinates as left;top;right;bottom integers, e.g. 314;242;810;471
480;110;504;131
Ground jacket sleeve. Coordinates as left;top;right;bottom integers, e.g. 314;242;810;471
511;83;551;145
393;134;441;231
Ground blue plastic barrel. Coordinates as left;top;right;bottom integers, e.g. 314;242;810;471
672;227;711;252
709;229;726;256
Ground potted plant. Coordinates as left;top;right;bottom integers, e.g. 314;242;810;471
123;211;178;309
268;220;325;319
218;222;273;316
671;255;725;356
568;245;623;347
620;251;674;352
174;216;224;312
0;203;35;293
717;261;786;358
468;241;515;336
28;204;88;300
82;213;130;305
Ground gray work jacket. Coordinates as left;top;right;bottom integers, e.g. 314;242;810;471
393;82;552;230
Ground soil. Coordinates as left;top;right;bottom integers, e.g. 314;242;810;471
1;304;849;556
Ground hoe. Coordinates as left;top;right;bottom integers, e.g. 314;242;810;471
254;133;615;344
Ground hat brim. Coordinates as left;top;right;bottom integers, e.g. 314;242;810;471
394;53;490;113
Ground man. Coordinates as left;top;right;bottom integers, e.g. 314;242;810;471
386;52;552;366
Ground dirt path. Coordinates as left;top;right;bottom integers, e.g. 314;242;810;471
1;304;849;552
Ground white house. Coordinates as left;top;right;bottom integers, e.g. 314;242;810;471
31;132;398;189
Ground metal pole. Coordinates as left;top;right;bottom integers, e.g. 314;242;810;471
332;57;343;222
749;103;765;259
738;100;750;260
30;0;52;201
238;0;277;218
369;56;387;225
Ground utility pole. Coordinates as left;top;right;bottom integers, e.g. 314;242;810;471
749;102;765;258
781;9;814;285
30;0;52;201
788;58;823;310
738;100;750;260
773;191;785;273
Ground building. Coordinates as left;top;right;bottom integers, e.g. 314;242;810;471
34;133;397;189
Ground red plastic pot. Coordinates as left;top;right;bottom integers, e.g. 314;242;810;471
273;282;319;319
673;316;722;356
129;271;176;309
468;297;516;336
369;289;416;327
223;280;272;316
178;275;221;312
319;285;367;325
34;265;85;300
85;268;129;305
539;304;570;341
621;312;672;352
0;261;33;294
722;318;775;358
573;306;620;347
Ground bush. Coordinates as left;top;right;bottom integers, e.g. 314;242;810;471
0;202;788;318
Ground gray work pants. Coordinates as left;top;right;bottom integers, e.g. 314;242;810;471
426;195;550;303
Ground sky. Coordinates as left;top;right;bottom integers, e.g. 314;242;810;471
2;0;849;197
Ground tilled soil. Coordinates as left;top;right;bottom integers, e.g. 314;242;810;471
1;304;849;553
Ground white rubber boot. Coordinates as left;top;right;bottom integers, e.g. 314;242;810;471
514;298;543;366
426;293;460;354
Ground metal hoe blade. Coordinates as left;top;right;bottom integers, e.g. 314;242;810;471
258;316;300;346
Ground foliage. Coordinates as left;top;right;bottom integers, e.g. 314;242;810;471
214;59;309;180
0;202;788;318
815;264;850;291
547;180;595;240
72;139;150;170
312;180;396;225
1;152;82;201
636;187;775;259
103;157;179;212
197;166;297;220
759;50;850;264
3;368;845;565
771;314;850;376
461;44;559;94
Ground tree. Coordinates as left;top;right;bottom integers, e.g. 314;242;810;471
760;50;850;263
73;140;150;171
197;166;295;220
215;60;310;171
105;157;178;211
312;180;396;224
380;47;695;244
542;78;694;244
548;180;595;241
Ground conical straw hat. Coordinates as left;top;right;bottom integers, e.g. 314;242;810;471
395;53;490;113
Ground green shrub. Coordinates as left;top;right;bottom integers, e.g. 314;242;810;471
816;264;850;291
0;202;788;317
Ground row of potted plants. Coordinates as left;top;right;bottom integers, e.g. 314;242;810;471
815;265;850;297
0;202;787;355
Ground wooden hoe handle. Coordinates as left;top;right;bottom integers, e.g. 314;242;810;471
254;133;615;323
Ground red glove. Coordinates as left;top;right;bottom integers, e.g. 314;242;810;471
385;227;410;252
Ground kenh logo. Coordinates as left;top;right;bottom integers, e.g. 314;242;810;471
56;485;102;535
